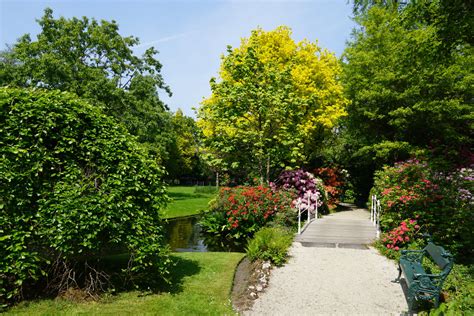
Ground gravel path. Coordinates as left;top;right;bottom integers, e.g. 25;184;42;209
245;208;408;315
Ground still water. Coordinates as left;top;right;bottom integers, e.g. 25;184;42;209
164;215;208;252
163;215;244;252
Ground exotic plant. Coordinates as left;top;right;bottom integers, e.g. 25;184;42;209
0;88;170;306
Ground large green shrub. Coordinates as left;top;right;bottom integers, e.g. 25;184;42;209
0;88;170;306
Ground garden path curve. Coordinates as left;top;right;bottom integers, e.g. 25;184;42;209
245;205;408;315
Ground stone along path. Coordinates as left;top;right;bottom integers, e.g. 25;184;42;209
245;204;408;315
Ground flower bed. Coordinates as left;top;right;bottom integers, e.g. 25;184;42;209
371;158;473;259
200;185;295;243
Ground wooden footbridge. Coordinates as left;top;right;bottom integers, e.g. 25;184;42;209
295;203;379;248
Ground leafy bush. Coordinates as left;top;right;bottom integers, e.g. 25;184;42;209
200;185;295;243
267;203;299;230
425;264;474;315
246;227;293;266
0;88;170;306
371;159;473;259
274;169;328;215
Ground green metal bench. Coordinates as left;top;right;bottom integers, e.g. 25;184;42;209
394;241;453;310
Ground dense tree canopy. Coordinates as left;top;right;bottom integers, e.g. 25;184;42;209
198;26;348;182
166;109;207;181
0;8;174;162
0;88;170;304
339;0;473;201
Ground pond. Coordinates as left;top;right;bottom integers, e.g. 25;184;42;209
163;215;244;252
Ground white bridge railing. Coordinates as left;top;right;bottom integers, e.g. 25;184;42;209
297;195;319;235
371;195;381;238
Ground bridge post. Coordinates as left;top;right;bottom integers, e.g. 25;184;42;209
376;200;381;238
298;204;301;234
307;194;311;222
315;195;318;220
370;195;374;223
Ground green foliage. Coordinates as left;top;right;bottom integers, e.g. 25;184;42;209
0;88;170;306
426;264;474;315
246;227;293;266
371;159;473;260
166;110;208;180
193;185;218;194
198;26;348;182
200;185;295;244
267;204;299;230
341;1;473;200
0;8;175;163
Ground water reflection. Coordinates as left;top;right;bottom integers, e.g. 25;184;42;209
164;216;207;252
163;215;245;252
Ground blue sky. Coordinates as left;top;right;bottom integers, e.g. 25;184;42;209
0;0;356;117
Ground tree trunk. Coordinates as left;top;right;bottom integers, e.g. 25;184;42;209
216;171;219;189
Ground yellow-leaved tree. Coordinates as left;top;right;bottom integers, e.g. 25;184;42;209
198;26;348;182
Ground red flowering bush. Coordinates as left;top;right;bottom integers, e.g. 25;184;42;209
313;167;346;208
200;185;295;242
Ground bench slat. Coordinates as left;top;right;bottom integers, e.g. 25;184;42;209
425;242;450;270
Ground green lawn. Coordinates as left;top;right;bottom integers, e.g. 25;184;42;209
163;186;217;219
6;252;244;315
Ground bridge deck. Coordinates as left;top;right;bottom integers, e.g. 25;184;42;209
295;204;377;246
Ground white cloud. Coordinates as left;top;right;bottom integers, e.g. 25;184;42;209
136;31;197;48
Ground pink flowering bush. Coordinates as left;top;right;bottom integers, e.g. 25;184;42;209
274;169;328;215
371;158;473;259
380;218;421;258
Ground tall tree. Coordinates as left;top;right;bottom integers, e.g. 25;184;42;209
341;0;473;201
0;8;174;162
198;26;348;182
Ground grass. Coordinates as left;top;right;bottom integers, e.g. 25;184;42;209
163;186;217;219
6;252;244;315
